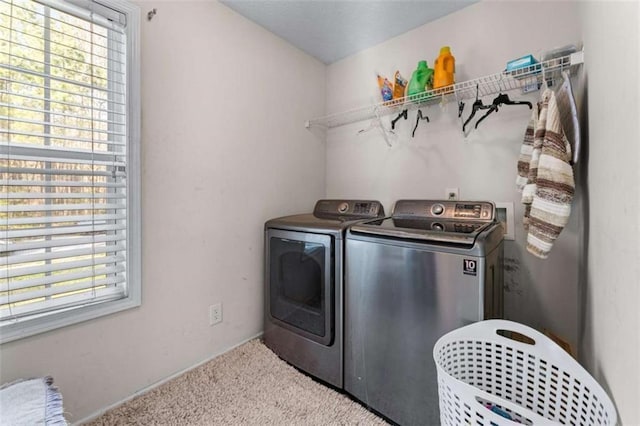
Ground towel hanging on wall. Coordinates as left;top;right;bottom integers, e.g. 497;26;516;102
516;88;575;259
555;71;581;165
516;103;538;192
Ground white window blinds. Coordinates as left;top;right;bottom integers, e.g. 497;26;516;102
1;0;130;322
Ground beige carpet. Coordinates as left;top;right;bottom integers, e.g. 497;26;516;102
86;339;387;425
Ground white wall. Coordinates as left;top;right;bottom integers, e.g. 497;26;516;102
0;1;325;421
326;1;583;348
580;2;640;424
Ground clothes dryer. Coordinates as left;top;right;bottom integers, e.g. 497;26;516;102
264;199;384;388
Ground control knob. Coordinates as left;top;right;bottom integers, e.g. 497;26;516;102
432;222;444;231
338;202;349;213
431;204;445;216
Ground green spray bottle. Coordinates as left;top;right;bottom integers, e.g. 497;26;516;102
407;60;434;97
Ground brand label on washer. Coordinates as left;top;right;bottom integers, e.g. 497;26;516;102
463;259;477;276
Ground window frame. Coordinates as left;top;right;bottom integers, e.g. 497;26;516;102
0;0;141;344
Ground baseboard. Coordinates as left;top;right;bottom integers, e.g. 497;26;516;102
75;332;264;425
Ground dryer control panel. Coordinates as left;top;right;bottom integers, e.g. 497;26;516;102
314;199;385;219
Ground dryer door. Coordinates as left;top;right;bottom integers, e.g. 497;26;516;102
266;229;333;346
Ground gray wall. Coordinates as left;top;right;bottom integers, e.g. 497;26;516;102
1;1;638;424
324;1;640;422
580;2;640;424
325;1;583;349
0;2;326;422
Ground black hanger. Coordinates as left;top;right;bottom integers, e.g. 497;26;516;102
493;93;532;108
412;110;430;137
458;101;465;118
474;93;533;129
463;85;492;132
391;109;408;130
473;104;499;129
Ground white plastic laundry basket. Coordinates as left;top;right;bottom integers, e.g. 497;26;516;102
433;320;617;426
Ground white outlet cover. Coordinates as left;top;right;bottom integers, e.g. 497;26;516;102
209;303;222;326
495;202;515;241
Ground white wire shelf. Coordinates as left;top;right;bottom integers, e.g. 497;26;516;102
306;51;584;129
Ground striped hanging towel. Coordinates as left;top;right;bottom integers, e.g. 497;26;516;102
516;103;539;192
517;89;575;259
517;102;540;229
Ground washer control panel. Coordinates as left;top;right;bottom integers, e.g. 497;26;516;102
314;199;385;218
454;203;488;219
393;200;495;222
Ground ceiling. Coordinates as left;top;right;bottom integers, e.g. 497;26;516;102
220;1;478;64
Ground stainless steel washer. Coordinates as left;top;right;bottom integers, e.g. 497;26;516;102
344;200;504;426
264;199;384;388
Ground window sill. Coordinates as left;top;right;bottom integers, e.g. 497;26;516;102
0;296;141;345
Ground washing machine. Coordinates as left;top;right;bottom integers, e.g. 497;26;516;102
264;199;385;388
344;200;504;426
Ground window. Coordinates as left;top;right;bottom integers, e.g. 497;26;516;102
1;0;140;343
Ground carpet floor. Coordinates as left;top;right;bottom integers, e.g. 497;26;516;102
86;339;387;425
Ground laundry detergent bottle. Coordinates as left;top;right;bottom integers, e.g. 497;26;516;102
433;46;455;89
407;60;434;97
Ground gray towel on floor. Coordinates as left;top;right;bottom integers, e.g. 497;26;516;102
0;376;67;425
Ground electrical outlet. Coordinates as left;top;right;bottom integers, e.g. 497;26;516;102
209;303;222;326
445;188;459;201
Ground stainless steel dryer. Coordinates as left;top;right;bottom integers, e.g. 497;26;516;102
344;200;504;426
264;199;384;388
